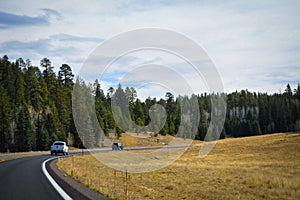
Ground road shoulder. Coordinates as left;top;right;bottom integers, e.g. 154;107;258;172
47;158;108;200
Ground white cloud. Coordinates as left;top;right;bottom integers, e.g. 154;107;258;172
0;0;300;97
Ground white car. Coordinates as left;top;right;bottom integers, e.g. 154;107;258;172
50;141;69;155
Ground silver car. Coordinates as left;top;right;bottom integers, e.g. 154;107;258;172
112;142;124;150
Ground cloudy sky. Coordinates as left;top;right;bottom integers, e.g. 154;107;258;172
0;0;300;99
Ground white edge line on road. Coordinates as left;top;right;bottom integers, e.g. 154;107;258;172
42;157;72;200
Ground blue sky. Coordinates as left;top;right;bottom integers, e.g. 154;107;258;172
0;0;300;99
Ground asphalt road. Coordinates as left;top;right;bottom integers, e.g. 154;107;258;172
0;155;62;200
0;152;109;200
0;145;188;200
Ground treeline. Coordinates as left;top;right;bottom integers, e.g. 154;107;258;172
225;87;300;137
0;55;77;152
1;55;300;152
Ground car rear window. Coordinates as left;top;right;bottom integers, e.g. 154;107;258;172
54;142;64;145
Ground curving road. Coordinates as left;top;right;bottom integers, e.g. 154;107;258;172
0;146;187;200
0;153;107;200
0;155;62;200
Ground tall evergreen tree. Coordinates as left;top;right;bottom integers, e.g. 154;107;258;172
0;83;11;152
15;105;35;151
58;64;74;88
36;115;50;150
294;84;300;99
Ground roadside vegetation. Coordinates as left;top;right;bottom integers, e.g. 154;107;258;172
0;151;46;162
57;133;300;200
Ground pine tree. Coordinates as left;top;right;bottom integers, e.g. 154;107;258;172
25;67;43;110
0;83;11;152
15;72;25;106
112;84;131;132
15;105;35;151
36;115;49;150
58;64;74;88
41;58;56;103
294;84;300;99
284;83;293;96
40;58;53;85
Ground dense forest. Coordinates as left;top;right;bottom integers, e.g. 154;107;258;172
0;55;300;152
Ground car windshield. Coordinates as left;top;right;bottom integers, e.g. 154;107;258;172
54;142;64;145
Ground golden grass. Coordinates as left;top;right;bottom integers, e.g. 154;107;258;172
0;151;47;162
57;133;300;200
118;132;174;147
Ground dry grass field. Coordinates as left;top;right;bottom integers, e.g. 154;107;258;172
118;132;174;147
57;133;300;200
0;151;46;162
